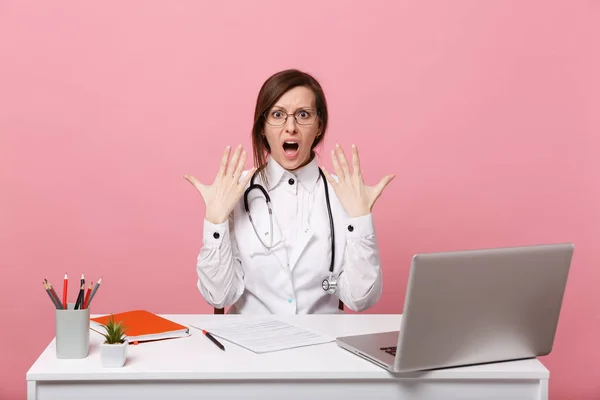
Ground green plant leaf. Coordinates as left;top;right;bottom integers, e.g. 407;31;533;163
100;314;127;344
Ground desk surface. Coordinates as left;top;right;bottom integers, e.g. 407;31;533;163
27;314;548;382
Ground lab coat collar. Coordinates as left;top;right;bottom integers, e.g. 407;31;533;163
266;155;320;193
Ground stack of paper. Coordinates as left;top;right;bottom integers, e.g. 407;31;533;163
191;317;334;353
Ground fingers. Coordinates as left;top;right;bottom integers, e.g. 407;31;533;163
335;144;351;178
183;174;200;187
375;174;396;195
331;148;343;181
227;145;242;177
233;149;247;182
217;146;231;177
351;144;361;178
321;167;337;187
241;167;257;189
183;174;206;197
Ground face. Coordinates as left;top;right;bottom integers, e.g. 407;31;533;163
263;86;321;171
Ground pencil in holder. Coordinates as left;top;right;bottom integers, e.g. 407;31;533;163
55;303;90;359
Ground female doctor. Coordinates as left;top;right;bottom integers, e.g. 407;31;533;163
185;69;395;314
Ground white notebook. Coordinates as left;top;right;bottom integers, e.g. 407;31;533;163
191;317;334;353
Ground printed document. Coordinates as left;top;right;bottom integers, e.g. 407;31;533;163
191;318;334;353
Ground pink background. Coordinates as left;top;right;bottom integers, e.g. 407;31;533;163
1;1;598;398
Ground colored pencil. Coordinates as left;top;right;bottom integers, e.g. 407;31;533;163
45;279;63;309
83;282;93;309
62;273;68;309
43;281;61;309
86;277;102;307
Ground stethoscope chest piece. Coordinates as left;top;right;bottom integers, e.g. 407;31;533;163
322;274;338;294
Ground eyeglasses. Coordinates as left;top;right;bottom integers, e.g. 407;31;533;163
263;108;319;126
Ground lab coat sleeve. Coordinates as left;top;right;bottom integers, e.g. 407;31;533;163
196;213;245;309
336;213;383;312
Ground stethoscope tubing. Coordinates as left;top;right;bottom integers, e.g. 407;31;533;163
243;167;335;275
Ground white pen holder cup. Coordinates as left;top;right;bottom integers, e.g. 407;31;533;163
55;303;90;359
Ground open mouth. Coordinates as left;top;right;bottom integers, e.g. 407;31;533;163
283;141;300;157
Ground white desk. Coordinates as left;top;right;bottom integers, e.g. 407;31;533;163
27;314;549;400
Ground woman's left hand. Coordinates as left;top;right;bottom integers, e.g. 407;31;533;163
322;144;395;218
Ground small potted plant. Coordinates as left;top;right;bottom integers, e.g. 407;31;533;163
99;314;128;367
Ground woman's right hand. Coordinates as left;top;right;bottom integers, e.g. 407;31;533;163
184;145;256;225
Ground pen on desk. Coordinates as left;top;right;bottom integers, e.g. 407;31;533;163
45;279;63;309
86;277;102;308
43;281;61;309
202;330;225;351
62;273;68;309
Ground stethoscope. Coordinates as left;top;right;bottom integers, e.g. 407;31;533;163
243;168;338;295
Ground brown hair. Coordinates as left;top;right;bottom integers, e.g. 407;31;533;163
251;69;329;185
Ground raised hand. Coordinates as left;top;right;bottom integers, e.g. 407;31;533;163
184;145;256;224
321;144;395;218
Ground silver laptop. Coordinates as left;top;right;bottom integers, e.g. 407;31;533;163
336;243;574;372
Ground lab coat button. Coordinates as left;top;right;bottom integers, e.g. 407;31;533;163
288;298;293;303
347;225;354;232
213;232;220;239
288;178;295;185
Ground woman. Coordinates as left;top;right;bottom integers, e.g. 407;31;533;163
185;69;395;314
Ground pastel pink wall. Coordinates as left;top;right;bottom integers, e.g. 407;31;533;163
1;1;598;398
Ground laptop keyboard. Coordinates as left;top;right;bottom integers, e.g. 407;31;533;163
380;346;397;356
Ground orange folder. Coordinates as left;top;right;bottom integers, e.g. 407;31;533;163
90;310;190;343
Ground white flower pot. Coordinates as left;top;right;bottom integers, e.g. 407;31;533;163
100;342;128;367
